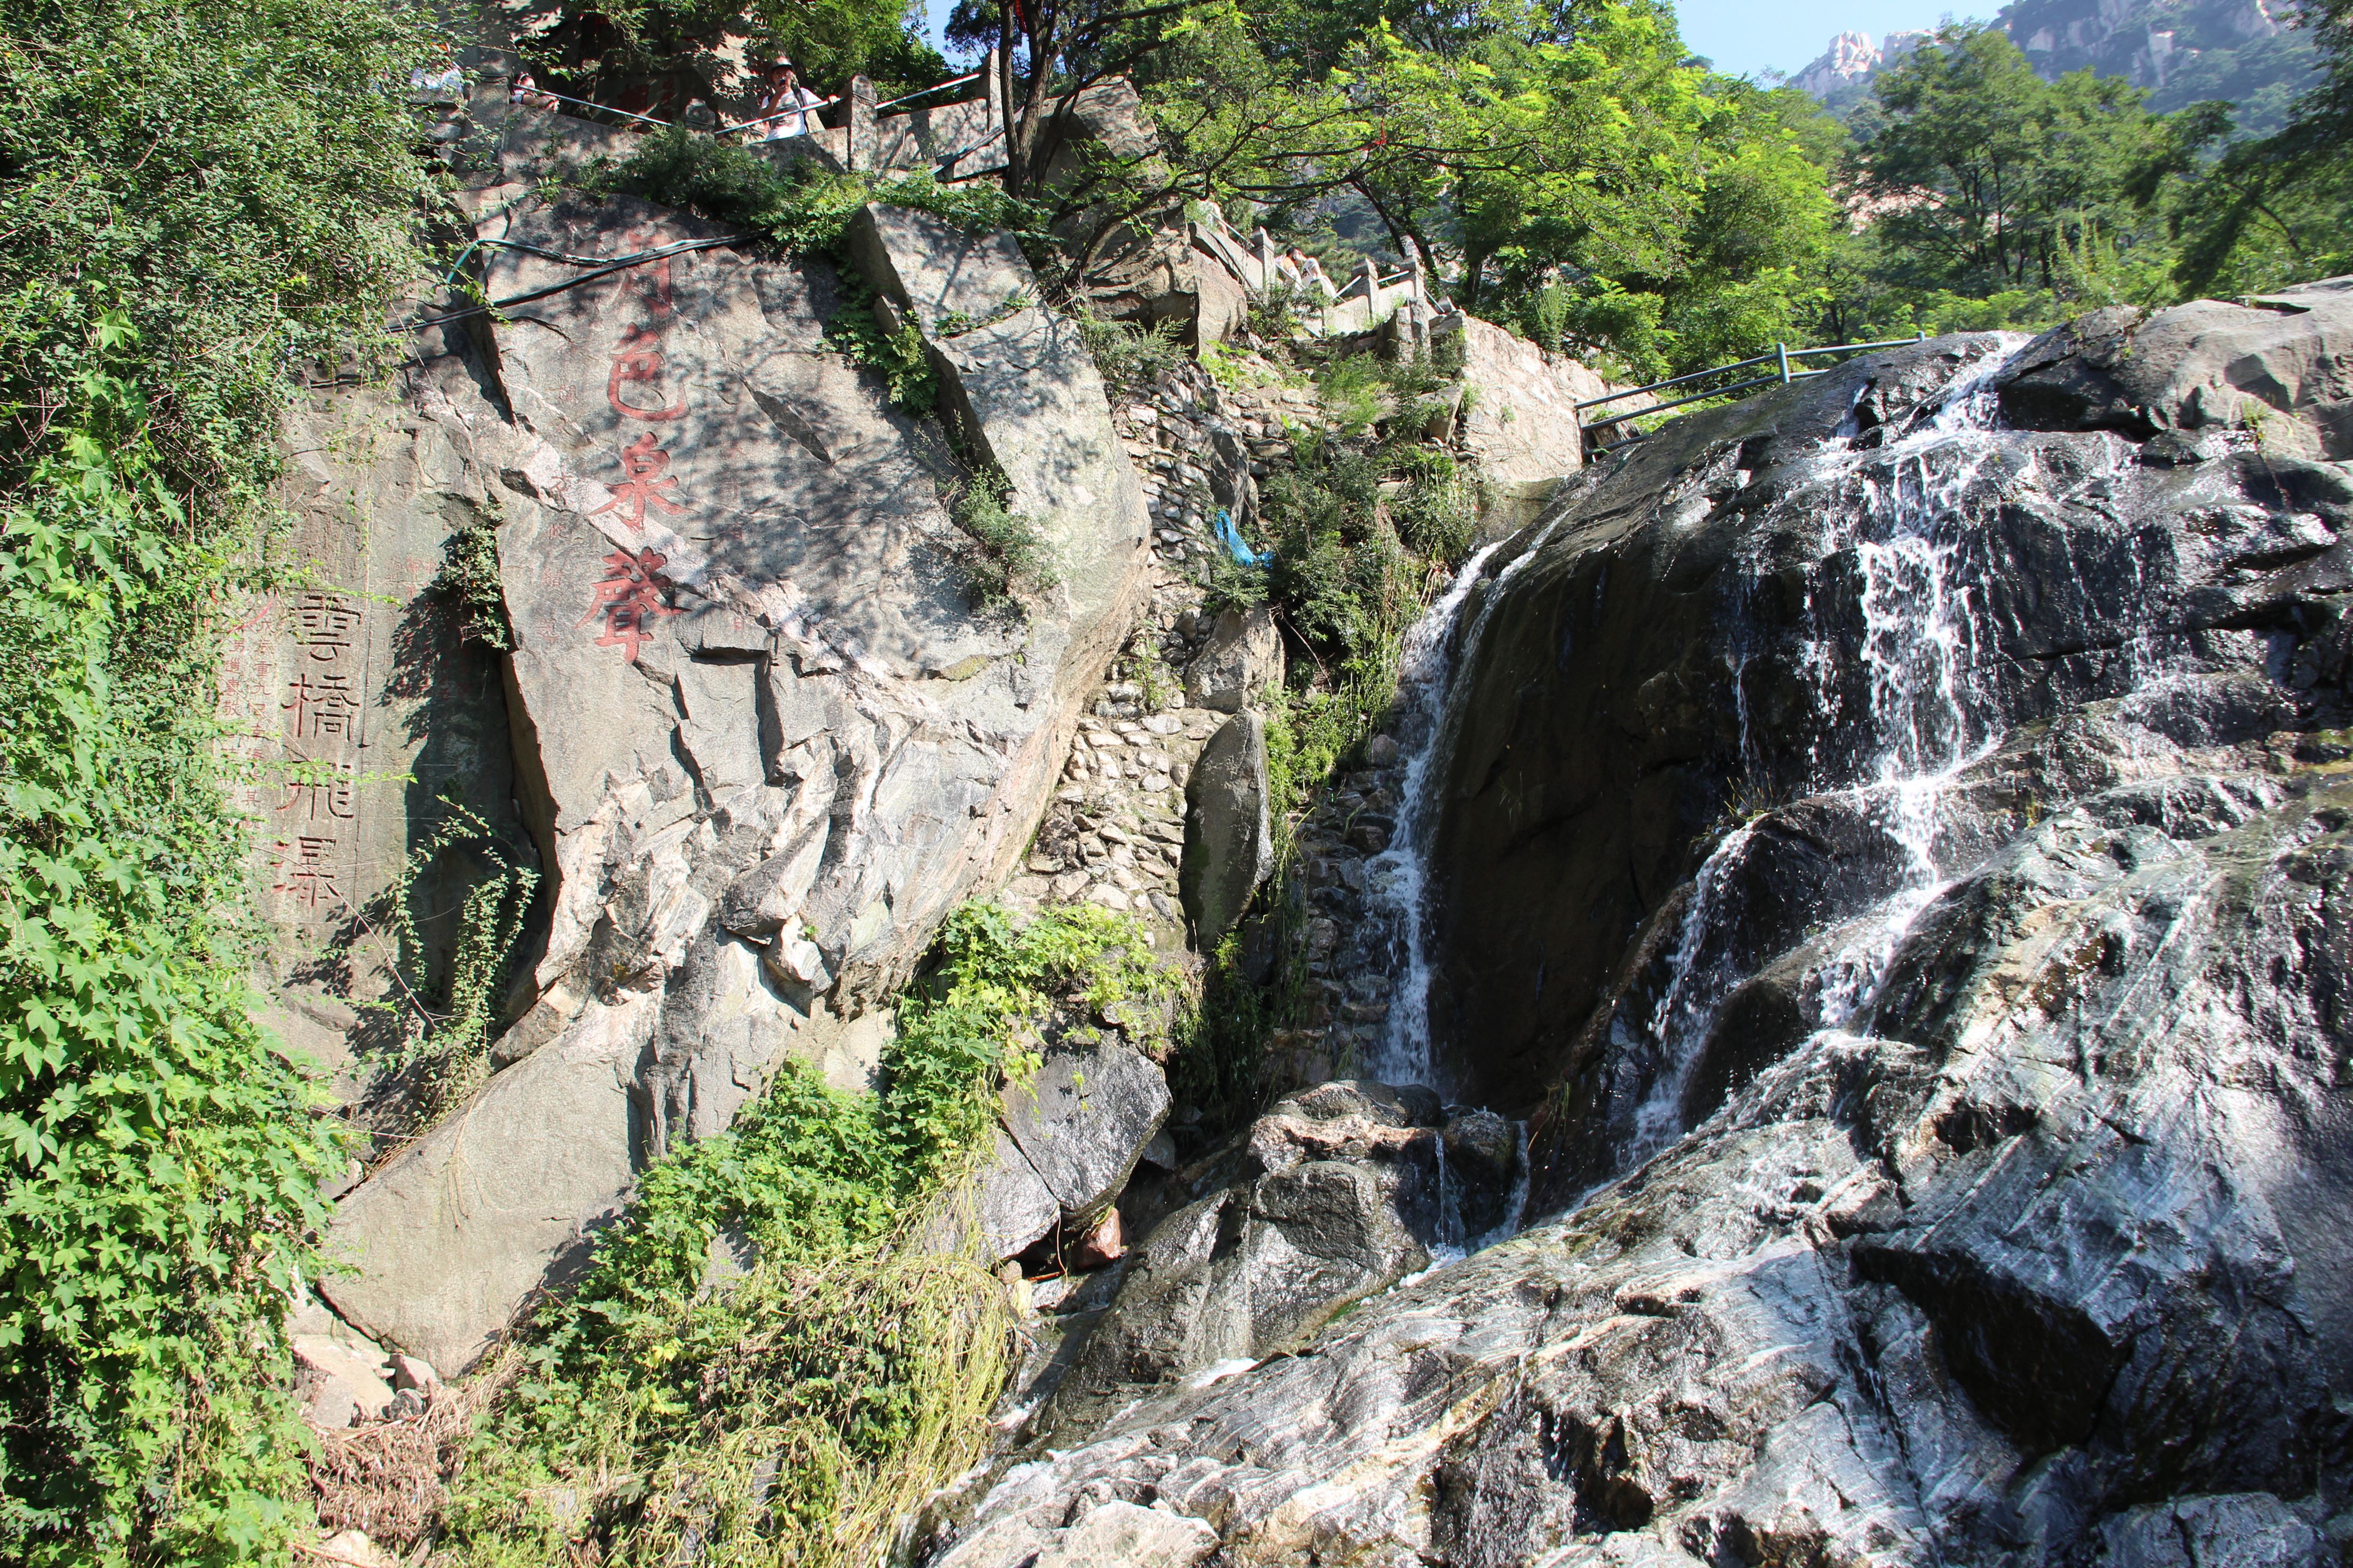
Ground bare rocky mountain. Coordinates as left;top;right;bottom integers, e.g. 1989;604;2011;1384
1791;0;2317;129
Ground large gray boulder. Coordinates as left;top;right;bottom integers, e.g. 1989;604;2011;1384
957;1032;1171;1262
319;990;655;1370
1003;1033;1171;1224
1181;603;1280;712
1178;711;1271;939
1999;277;2353;459
319;187;1151;1369
1434;310;1602;535
845;203;1033;337
1042;1081;1447;1425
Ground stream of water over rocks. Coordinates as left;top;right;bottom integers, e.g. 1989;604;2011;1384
928;289;2353;1568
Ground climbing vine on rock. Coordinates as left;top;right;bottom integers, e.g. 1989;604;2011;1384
0;0;443;1558
359;798;539;1134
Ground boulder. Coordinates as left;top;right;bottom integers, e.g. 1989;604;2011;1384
1432;310;1597;535
1190;251;1245;350
1002;1033;1171;1223
1180;604;1279;712
315;184;1152;1364
1178;712;1271;940
1998;277;2353;458
844;204;1033;337
1037;1503;1219;1568
292;1335;397;1429
951;1034;1170;1262
1037;1081;1452;1433
320;991;655;1373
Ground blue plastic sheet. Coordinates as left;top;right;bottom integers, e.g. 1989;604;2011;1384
1214;507;1265;568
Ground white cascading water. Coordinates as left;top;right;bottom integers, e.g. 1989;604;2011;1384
1617;338;2030;1167
1368;519;1571;1090
1360;543;1496;1087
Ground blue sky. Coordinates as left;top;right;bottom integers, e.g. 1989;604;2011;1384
1672;0;1964;79
917;1;1968;85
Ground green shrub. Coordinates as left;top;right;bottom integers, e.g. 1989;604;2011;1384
1246;279;1305;340
1315;353;1388;437
0;0;441;1557
824;271;938;413
1070;302;1185;387
429;506;514;651
597;130;1020;255
360;799;539;1132
1391;447;1478;565
953;469;1060;608
437;903;1173;1567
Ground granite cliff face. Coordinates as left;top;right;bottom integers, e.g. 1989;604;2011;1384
239;96;1155;1375
917;285;2353;1564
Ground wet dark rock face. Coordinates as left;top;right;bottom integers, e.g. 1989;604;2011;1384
1424;317;2351;1129
922;287;2353;1566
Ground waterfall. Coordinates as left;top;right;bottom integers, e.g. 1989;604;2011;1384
1617;338;2030;1166
1368;515;1569;1090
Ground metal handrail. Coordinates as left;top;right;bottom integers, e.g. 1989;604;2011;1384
1576;331;1931;415
875;72;981;112
728;94;842;135
524;86;677;129
1585;330;1933;451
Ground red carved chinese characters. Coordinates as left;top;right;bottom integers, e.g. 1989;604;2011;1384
278;755;357;821
592;431;685;531
290;591;362;662
578;547;680;662
270;588;366;917
582;233;695;658
606;322;685;422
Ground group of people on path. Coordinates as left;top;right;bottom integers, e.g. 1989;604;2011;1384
1274;246;1337;299
505;54;826;143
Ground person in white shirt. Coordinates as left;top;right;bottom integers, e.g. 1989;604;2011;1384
752;60;825;141
411;44;464;101
1290;248;1337;298
508;69;558;109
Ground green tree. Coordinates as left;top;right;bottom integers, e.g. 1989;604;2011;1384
0;0;440;1560
525;0;945;112
1852;27;2186;302
2168;0;2353;293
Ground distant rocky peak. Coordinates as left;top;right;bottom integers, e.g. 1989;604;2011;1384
1790;28;1930;97
1788;0;2304;109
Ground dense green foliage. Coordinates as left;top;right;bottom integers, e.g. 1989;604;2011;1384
0;0;441;1560
2166;0;2353;293
529;0;946;111
1811;16;2351;340
597;125;1019;253
437;903;1173;1566
951;469;1062;608
363;801;539;1131
971;0;2350;376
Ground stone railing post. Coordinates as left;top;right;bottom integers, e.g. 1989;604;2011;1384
847;74;877;172
985;48;1003;148
1255;228;1277;296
